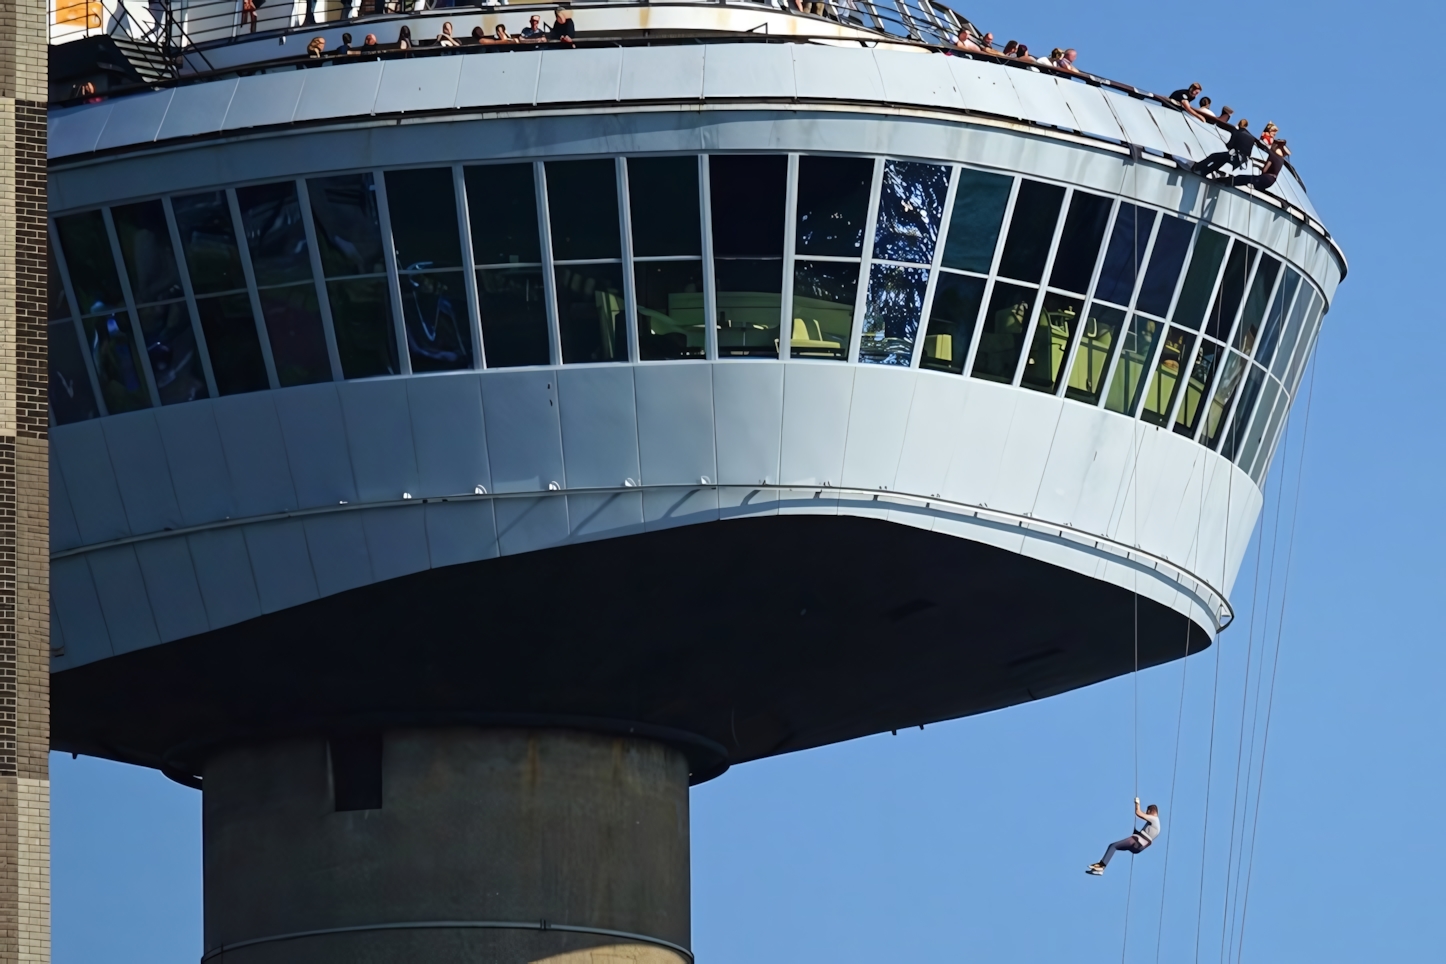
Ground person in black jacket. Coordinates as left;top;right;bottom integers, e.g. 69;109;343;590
1192;119;1257;178
1231;140;1289;191
549;7;576;44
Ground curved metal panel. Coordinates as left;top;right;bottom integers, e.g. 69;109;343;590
295;61;384;122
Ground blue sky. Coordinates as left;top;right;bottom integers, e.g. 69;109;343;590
53;2;1443;961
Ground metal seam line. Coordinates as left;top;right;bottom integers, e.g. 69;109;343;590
198;919;693;962
50;481;1233;630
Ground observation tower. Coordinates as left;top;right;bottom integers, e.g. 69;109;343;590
45;3;1343;962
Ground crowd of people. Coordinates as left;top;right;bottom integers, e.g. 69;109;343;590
304;6;574;55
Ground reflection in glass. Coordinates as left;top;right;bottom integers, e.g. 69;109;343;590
55;211;125;313
1048;192;1112;295
715;260;782;358
308;174;387;277
172;192;247;294
1269;286;1315;382
1238;379;1280;472
1284;296;1324;397
709;155;786;259
1064;303;1126;405
796;156;873;257
1232;255;1280;355
1202;241;1256;342
258;284;332;387
136;302;208;404
1175;337;1223;437
1199;350;1247;449
477;267;549;367
920;273;985;374
50;317;98;423
196;293;268;395
236;181;313;287
1248;384;1289;483
556;263;626;364
546;160;621;262
1093;203;1157;306
465;164;542;266
385;168;462;270
941;168;1012;273
1218;365;1265;460
111;200;183;304
1140;326;1195;426
81;310;150;413
628;157;701;258
1254;268;1300;367
1136;215;1193;317
635;260;705;360
996;180;1065;283
790;260;857;360
860;264;926;366
1105;314;1164;415
1170;227;1227;330
1021;292;1081;393
872;160;949;265
970;282;1035;383
326;277;399;379
401;270;471;372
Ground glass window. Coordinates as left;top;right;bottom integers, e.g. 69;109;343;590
556;263;626;364
195;293;268;395
970;282;1035;383
1203;351;1249;448
1105;314;1164;415
1217;364;1266;460
1140;326;1195;426
1021;292;1081;393
309;174;387;277
1093;203;1157;307
1180;339;1228;440
384;168;463;270
1048;192;1112;295
1232;255;1281;356
996;180;1065;283
636;261;705;360
465;164;542;266
796;156;873;257
546;160;621;262
940;168;1012;274
872;160;950;265
172;192;248;295
791;260;858;361
1254;268;1300;368
49;255;99;424
80;310;151;414
1269;286;1315;382
920;273;985;374
628;157;701;257
1248;383;1289;483
55;211;124;314
711;155;786;358
1170;227;1227;331
236;182;313;287
1135;215;1193;317
136;302;208;404
859;263;927;366
1284;295;1324;397
1236;376;1279;471
401;270;472;372
1064;303;1125;405
327;277;399;379
257;285;332;387
1202;241;1257;342
477;267;549;368
111;200;184;305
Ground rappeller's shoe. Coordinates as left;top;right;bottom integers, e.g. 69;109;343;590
1086;863;1105;876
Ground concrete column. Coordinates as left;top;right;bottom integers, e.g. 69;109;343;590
0;0;52;959
203;728;691;964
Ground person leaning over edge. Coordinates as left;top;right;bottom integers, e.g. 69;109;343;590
520;14;546;40
549;7;576;44
1230;139;1289;192
1087;798;1161;875
1192;118;1256;178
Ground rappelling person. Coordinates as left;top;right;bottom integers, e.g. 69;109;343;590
1086;797;1161;875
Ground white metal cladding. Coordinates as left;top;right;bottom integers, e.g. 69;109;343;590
48;43;1326;229
50;365;1259;672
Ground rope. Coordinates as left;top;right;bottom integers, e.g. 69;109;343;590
1234;353;1320;962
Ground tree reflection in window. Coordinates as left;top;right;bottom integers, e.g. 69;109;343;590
860;264;927;366
872;160;949;265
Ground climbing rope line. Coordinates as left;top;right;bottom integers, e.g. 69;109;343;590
1234;354;1320;964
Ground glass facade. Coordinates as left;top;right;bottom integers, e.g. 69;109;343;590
47;155;1326;479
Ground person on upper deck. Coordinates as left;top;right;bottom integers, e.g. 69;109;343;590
520;14;546;40
398;25;413;50
956;32;981;51
999;39;1018;57
1058;48;1079;71
549;7;576;44
306;36;326;58
436;22;459;46
1196;96;1215;118
1169;82;1202;105
1228;139;1288;192
491;24;516;42
1192;119;1257;178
